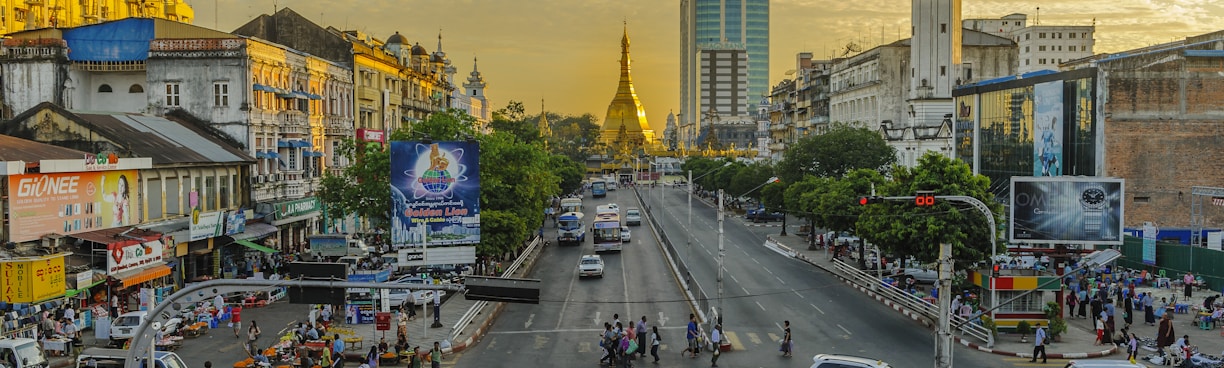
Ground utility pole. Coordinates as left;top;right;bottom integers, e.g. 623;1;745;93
935;242;954;368
716;188;725;326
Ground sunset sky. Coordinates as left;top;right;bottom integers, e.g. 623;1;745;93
196;0;1224;132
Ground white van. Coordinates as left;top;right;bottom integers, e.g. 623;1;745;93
109;311;149;347
0;337;47;368
76;348;188;368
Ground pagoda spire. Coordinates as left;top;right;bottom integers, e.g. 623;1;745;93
539;99;552;149
600;21;653;154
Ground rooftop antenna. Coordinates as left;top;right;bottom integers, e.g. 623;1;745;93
1035;7;1040;25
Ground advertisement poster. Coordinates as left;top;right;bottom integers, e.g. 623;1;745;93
1142;222;1158;266
7;170;140;243
1010;177;1125;245
1033;81;1064;177
225;211;247;236
953;96;976;167
389;141;481;247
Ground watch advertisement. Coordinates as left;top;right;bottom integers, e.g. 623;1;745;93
1010;177;1125;245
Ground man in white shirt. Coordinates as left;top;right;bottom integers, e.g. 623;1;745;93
709;324;723;367
214;294;225;312
1029;323;1047;363
432;292;441;326
63;307;75;323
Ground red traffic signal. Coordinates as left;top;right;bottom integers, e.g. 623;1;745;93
915;191;936;207
858;196;882;205
992;264;1001;277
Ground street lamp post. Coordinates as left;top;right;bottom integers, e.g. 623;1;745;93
716;189;725;326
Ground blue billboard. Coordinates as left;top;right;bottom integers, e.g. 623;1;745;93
390;141;481;246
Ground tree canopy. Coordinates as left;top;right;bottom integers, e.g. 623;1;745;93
775;123;897;183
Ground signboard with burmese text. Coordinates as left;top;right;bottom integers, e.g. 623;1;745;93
0;254;67;303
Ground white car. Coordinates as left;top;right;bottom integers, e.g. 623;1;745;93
620;226;631;242
387;276;445;306
625;209;642;226
809;354;892;368
578;255;604;278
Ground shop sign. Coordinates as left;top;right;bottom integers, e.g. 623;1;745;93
358;129;385;143
83;151;120;171
107;241;164;274
273;197;321;220
189;210;226;241
7;170;142;243
0;254;67;303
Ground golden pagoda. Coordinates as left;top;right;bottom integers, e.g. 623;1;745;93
538;99;551;150
599;23;655;154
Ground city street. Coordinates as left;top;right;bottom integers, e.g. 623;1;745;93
636;185;1001;366
452;187;697;366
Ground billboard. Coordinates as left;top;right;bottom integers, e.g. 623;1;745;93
107;240;164;274
1010;177;1125;245
1033;81;1063;177
7;170;141;242
389;141;481;247
189;210;225;241
0;254;67;303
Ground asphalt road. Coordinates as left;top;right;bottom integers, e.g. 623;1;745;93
636;185;1001;367
451;187;703;367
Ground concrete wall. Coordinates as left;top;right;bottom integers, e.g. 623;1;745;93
2;60;63;117
68;70;147;113
146;57;250;146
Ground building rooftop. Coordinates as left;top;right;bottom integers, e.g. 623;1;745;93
0;134;90;163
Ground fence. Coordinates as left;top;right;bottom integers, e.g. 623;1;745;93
831;258;995;347
1104;236;1224;292
634;188;714;323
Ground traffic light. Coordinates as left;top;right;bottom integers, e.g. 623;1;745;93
915;191;936;207
992;264;1001;278
858;196;883;205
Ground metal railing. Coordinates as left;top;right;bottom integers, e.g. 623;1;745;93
635;187;713;323
831;259;994;347
448;236;542;342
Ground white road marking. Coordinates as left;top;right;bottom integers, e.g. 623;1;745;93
810;303;825;315
776;276;786;285
621;255;632;320
557;263;581;329
837;324;852;335
756;301;767;311
752;258;761;265
729;274;740;284
487;326;690;335
657;312;669;327
525;313;535;329
741;286;750;295
592;311;602;327
764;268;775;275
793;291;804;299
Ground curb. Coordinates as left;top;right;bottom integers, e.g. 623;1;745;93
770;236;1119;359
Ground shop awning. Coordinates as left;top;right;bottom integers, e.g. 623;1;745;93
230;222;278;241
114;263;172;288
235;240;277;253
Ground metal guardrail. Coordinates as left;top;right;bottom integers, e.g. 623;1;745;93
635;187;712;323
831;259;994;347
448;236;542;342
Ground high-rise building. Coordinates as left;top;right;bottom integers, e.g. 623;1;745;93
680;0;768;148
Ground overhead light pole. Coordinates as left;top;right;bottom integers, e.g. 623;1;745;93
716;176;779;326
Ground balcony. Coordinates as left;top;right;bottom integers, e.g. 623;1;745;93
324;116;354;137
251;173;323;202
278;110;308;135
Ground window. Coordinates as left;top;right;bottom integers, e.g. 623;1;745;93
1082;32;1088;38
940;66;946;76
147;179;162;220
1026;59;1031;65
1025;33;1030;40
965;67;973;81
1070;33;1077;39
165;177;180;216
219;175;230;209
1025;46;1029;53
332;141;341;167
203;176;215;211
129;84;143;93
1069;46;1076;52
1039;46;1046;52
213;83;229;107
288;148;298;170
98;84;113;93
165;83;180;107
1039;59;1046;65
1039;32;1046;39
997;290;1043;313
1057;46;1062;51
940;23;947;33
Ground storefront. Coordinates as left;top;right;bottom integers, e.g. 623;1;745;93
67;227;170;315
0;253;70;338
261;197;323;253
968;268;1062;331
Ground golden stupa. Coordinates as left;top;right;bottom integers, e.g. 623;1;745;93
599;23;655;153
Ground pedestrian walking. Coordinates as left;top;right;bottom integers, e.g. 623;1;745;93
1065;292;1078;319
231;305;243;339
366;346;379;368
1094;315;1105;345
1029;323;1047;363
1127;333;1139;363
1144;292;1156;326
1157;313;1175;357
683;314;699;358
780;320;793;357
709;324;723;367
247;320;262;356
649;326;661;363
636;316;648;358
430;341;442;368
332;334;346;368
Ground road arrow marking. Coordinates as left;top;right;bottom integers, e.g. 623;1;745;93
593;311;601;326
657;312;669;327
525;313;535;329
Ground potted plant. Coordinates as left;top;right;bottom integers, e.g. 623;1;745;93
1045;301;1067;342
981;315;999;338
1015;320;1032;343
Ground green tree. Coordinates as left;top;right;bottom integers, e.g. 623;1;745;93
855;152;1002;269
548;154;587;195
775;123;897;183
815;169;888;235
728;162;776;200
318;138;392;227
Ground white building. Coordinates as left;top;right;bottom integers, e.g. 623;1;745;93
964;13;1095;73
461;57;491;128
699;47;752;122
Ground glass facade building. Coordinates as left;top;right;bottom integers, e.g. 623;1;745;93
952;68;1101;201
682;0;769;126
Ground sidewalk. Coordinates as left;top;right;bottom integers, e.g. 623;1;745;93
762;230;1122;360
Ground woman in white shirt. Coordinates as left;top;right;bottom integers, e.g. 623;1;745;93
649;326;660;363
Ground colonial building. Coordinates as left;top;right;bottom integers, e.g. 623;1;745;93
963;13;1095;74
0;0;193;35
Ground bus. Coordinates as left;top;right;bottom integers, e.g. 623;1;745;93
560;198;584;214
557;212;586;246
592;212;622;252
591;181;608;198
